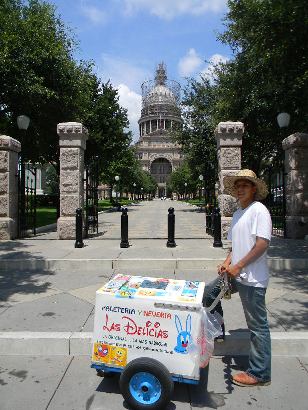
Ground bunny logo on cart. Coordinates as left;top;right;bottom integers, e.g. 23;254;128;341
174;314;192;354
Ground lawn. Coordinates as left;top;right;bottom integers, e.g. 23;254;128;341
35;199;138;228
98;198;138;211
36;207;57;228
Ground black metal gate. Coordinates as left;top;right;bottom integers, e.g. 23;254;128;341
204;164;218;237
263;163;286;237
84;157;99;237
18;158;37;237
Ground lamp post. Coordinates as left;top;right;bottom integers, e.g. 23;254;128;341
141;187;144;200
17;115;30;235
184;182;187;200
133;182;136;201
277;112;290;238
198;174;204;203
115;175;120;204
214;182;219;207
277;112;290;129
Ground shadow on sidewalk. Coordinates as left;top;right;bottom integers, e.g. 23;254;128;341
0;240;54;306
94;365;227;409
268;268;308;331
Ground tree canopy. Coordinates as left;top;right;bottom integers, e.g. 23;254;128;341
0;0;136;184
180;0;308;175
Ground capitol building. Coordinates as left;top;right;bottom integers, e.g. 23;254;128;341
135;63;184;197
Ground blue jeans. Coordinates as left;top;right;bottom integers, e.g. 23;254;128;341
203;278;271;382
237;281;271;382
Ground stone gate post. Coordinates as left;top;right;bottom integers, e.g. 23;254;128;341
0;135;21;239
282;132;308;239
57;122;88;239
215;121;244;239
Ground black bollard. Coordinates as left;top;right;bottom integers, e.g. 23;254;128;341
120;207;129;248
75;208;84;248
166;207;176;248
213;207;223;247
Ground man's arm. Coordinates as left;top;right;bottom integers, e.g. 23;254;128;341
218;249;232;274
227;237;269;278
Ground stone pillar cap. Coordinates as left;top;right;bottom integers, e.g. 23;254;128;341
215;121;244;135
0;135;21;152
57;122;88;136
282;132;308;150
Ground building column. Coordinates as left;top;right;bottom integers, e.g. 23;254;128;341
0;135;21;239
57;122;88;239
282;132;308;239
215;121;244;239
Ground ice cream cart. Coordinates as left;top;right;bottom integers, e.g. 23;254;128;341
91;274;221;410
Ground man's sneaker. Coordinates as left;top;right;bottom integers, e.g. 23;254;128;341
215;323;225;343
231;372;271;387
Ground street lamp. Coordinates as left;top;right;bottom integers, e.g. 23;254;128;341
277;112;290;129
115;175;120;203
141;187;144;200
198;175;204;202
215;182;219;207
17;115;31;235
277;112;290;238
184;182;187;200
133;182;136;201
17;115;30;131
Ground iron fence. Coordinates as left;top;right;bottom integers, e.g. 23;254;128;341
18;158;37;237
263;163;286;237
84;157;99;237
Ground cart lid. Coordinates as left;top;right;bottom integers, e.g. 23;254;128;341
96;274;205;304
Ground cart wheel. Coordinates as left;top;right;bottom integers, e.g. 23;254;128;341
119;357;174;410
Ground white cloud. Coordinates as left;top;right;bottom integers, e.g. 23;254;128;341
122;0;227;19
178;48;203;77
117;84;142;143
200;53;229;81
80;4;107;24
97;55;150;141
99;54;150;92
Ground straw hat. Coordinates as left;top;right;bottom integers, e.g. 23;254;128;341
223;169;268;200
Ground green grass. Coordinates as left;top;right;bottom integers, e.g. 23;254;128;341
36;207;57;227
98;198;138;211
35;199;139;227
182;199;206;206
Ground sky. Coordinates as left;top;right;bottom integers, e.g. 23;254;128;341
49;0;232;141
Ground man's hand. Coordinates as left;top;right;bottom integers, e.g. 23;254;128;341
226;264;242;278
217;262;230;276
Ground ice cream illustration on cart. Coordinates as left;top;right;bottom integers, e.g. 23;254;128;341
174;314;192;354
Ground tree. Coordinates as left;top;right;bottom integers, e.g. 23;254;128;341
167;162;196;197
217;0;308;170
180;0;308;174
180;77;219;187
84;82;132;179
0;0;98;163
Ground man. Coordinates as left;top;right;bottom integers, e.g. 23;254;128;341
210;169;272;387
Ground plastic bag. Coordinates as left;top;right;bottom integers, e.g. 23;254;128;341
197;308;223;368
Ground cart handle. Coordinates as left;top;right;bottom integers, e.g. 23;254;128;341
205;272;230;313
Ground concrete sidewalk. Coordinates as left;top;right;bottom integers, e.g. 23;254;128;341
0;200;307;357
1;355;308;410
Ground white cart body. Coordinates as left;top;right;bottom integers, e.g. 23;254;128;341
91;274;208;383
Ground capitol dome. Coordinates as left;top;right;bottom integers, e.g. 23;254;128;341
135;62;184;198
146;84;177;105
140;63;181;120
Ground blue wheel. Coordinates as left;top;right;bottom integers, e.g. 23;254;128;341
129;372;162;405
120;358;173;410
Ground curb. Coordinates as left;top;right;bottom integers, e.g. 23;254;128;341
0;258;307;272
1;331;307;357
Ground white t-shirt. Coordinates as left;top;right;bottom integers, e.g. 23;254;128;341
227;201;272;288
